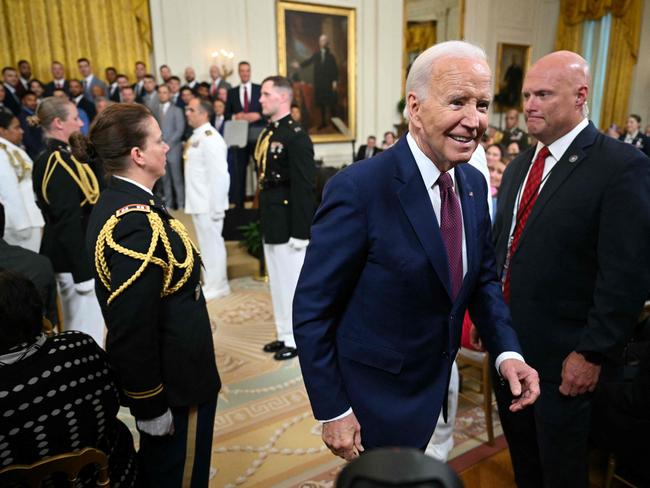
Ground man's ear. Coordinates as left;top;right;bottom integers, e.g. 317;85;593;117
407;92;420;125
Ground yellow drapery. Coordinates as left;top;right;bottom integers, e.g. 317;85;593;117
555;0;643;129
405;21;437;58
0;0;152;85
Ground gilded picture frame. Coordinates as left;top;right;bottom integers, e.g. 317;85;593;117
277;1;356;143
494;42;531;112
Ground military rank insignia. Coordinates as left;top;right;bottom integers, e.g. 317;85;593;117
115;203;151;217
205;130;213;136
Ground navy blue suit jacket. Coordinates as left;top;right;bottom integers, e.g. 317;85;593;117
225;84;264;126
294;136;522;449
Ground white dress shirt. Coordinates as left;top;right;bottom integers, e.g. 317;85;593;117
113;175;153;195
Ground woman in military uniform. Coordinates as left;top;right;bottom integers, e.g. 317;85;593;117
72;103;220;488
31;97;104;346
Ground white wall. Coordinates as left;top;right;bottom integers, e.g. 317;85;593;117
149;0;404;166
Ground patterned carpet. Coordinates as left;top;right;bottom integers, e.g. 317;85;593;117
118;275;502;487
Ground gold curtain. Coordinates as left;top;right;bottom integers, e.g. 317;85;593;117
555;0;643;129
406;21;437;57
0;0;152;84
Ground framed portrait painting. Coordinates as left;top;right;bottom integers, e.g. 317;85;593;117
494;42;531;112
277;1;356;143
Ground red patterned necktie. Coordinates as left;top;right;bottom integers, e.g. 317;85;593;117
243;86;250;112
502;146;550;302
437;172;463;301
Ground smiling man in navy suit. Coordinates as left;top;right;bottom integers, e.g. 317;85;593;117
293;41;540;460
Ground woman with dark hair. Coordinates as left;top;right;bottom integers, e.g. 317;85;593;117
0;270;138;486
31;97;104;347
28;79;45;101
0;112;44;252
76;103;220;487
619;114;649;156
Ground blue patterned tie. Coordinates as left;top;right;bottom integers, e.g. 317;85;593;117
437;172;463;300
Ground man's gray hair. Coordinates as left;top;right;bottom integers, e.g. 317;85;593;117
403;40;488;120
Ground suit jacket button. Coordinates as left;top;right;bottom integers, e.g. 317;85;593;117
442;351;449;358
449;315;455;322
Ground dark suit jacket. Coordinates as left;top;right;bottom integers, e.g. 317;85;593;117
619;132;650;156
75;95;96;121
294;136;522;449
17;107;44;159
43;79;70;97
354;145;382;161
108;83;120;102
493;122;650;382
2;83;21;116
225;84;264;126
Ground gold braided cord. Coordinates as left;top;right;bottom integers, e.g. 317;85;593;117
254;128;273;183
0;143;31;182
95;211;198;305
42;151;100;206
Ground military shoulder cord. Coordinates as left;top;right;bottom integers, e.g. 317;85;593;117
254;128;273;184
42;150;100;206
0;143;30;182
95;210;199;304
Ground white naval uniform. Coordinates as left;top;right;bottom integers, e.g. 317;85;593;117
184;122;231;300
0;136;44;252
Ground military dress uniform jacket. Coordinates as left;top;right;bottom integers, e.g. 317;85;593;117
32;138;100;282
184;122;230;215
86;177;221;420
0;136;44;233
256;114;316;244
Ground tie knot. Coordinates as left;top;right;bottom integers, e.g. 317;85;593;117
537;146;550;161
437;172;454;191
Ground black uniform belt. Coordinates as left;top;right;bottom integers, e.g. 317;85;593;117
260;177;290;189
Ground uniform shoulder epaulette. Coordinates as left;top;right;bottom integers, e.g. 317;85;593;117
205;129;213;136
115;203;151;217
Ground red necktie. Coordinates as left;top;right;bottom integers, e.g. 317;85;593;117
438;172;463;301
503;146;550;302
243;86;250;112
211;83;217;98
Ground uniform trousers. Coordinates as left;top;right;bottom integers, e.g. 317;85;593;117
4;226;42;253
162;154;185;209
138;395;218;488
191;214;230;300
426;360;459;461
493;371;592;488
56;273;105;347
263;242;306;348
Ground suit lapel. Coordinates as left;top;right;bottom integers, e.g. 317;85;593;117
394;138;453;300
515;123;597;253
455;165;477;295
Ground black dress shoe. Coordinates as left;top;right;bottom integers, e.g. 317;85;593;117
263;340;285;353
273;346;298;361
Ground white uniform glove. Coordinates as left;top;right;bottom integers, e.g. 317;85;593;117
137;409;174;436
13;227;32;240
288;238;309;250
210;209;225;221
74;279;95;295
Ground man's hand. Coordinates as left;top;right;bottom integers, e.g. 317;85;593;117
499;359;540;412
469;324;485;351
559;351;601;396
322;412;364;461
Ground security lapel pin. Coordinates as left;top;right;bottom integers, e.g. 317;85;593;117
569;154;578;163
469;191;474;197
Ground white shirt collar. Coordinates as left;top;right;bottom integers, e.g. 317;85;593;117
535;118;589;161
213;77;222;85
406;132;455;190
73;94;83;104
240;82;252;92
4;83;16;94
113;175;153;195
192;122;212;136
85;74;94;84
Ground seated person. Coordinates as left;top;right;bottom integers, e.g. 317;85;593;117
0;270;137;487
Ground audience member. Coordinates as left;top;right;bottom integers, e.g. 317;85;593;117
606;123;621;139
17;59;32;91
0;85;12;115
212;98;226;134
114;74;130;102
95;96;113;114
196;82;211;100
354;135;381;161
504;141;520;163
90;83;105;100
32;97;104;346
120;85;137;104
2;67;22;116
492;50;650;488
0;204;56;326
183;66;199;93
226;61;264;207
184;98;231;300
105;67;119;101
159;63;172;83
619;113;649;156
43;61;69;97
217;86;228;103
0;112;44;251
0;270;137;486
69;78;97;122
77;58;107;103
208;64;231;100
156;84;185;209
141;74;159;111
500;108;530;150
382;130;396;149
80;103;220;486
133;61;147;98
17;91;44;159
167;75;183;108
28;79;45;100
